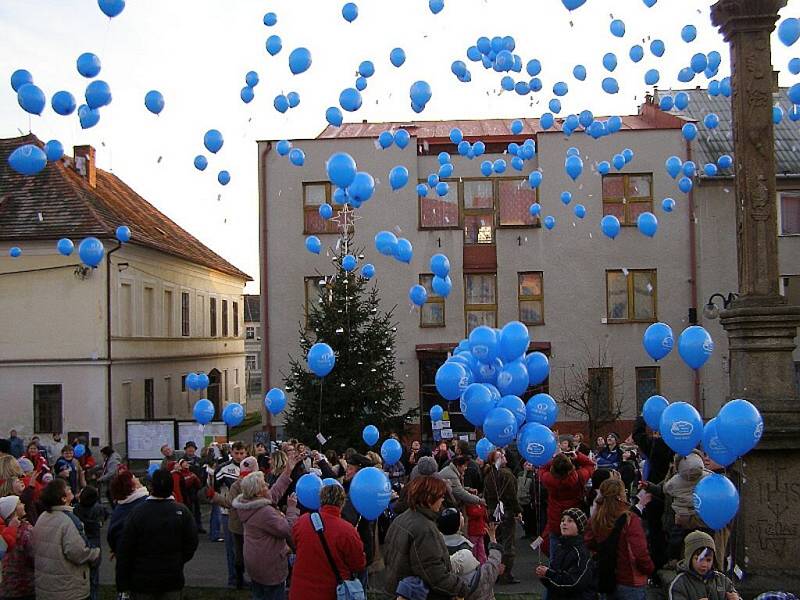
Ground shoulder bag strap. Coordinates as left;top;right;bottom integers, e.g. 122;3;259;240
311;512;344;585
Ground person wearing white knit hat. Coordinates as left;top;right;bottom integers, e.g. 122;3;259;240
0;495;20;522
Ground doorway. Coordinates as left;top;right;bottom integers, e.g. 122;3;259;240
207;369;221;419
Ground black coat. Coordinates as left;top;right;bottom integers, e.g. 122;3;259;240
115;498;198;593
632;416;674;484
541;535;595;600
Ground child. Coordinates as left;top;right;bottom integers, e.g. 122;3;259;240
437;507;473;555
465;501;489;563
74;486;107;600
668;530;740;600
0;495;34;600
535;508;594;600
178;458;202;522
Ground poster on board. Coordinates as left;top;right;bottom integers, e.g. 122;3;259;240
177;421;228;451
126;420;175;460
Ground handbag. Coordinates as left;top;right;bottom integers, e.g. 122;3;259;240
596;514;627;593
311;513;366;600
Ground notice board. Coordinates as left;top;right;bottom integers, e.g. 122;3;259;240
126;420;175;460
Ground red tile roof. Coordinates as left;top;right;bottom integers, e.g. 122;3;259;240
0;134;251;281
317;108;683;141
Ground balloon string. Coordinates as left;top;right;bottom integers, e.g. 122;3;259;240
535;475;542;562
318;378;324;447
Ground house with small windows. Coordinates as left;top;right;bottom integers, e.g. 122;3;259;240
0;135;251;455
257;89;800;441
243;294;263;412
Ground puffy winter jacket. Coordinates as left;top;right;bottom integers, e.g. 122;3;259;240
32;506;99;600
540;535;595;600
107;487;148;553
595;448;623;471
439;463;482;507
539;453;595;551
585;512;653;588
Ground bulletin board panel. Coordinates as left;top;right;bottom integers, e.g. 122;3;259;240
125;420;175;460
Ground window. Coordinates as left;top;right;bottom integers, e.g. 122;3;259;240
33;384;62;434
181;292;190;337
246;326;255;340
304;183;339;234
304;276;326;329
636;366;660;415
464;273;497;333
518;272;544;325
498;179;538;226
782;275;800;306
419;180;459;229
165;377;173;415
210;298;217;337
780;192;800;235
163;290;173;337
196;295;205;337
606;269;657;321
120;282;132;337
246;355;257;370
144;378;155;420
235;369;239;385
419;274;445;327
181;375;187;392
463;180;495;244
588;367;613;419
222;300;229;337
602;174;653;225
143;287;154;337
233;301;239;337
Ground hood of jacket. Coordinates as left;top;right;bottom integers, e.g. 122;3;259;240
231;495;270;520
678;452;706;482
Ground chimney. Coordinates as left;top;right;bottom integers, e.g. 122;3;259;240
73;145;96;188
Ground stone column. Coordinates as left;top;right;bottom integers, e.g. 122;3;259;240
711;0;800;592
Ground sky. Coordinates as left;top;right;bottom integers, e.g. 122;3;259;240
1;0;799;293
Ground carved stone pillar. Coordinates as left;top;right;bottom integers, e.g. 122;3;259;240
711;0;800;592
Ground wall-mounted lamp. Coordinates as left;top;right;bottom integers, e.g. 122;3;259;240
703;292;738;320
74;265;90;280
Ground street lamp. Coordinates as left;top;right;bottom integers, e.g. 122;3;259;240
703;292;738;320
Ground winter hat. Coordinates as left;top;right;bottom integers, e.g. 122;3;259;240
17;458;33;473
683;530;715;565
240;457;259;476
437;507;461;535
416;456;438;476
562;507;588;534
395;576;429;600
0;496;19;521
450;548;480;576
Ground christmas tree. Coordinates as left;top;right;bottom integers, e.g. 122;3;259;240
283;209;412;451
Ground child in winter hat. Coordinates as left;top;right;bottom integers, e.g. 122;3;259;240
668;530;740;600
536;508;594;599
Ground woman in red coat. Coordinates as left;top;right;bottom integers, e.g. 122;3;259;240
290;483;365;600
538;450;595;556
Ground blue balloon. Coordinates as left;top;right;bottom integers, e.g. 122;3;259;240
573;64;587;80
240;86;255;104
496;360;529;397
678;325;714;370
218;170;231;186
393;237;413;263
390;47;406;67
602;77;619;94
77;52;102;78
662;197;676;212
377;131;394;149
659;95;674;110
194;155;208;171
704;162;718;177
431;276;451;297
51;91;76;116
773;106;784;124
645;69;660;85
717;399;763;457
720;77;732;98
789;57;800;74
395;129;410;149
526;393;558;427
325;106;344;127
637;212;658;237
57;238;74;256
435;361;469;400
602;53;617;72
483;407;518;447
305;236;322;254
681;24;697;43
529;203;541;217
679;177;693;193
288;47;312;75
85;80;111;109
17;83;45;115
339;254;357;273
409;284;427;306
9;247;21;258
319;203;333;220
612;154;625;170
597;161;610;175
601;215;620;239
717;154;733;169
204;130;224;154
675;91;690;110
327;152;357;187
659;401;703;456
362;425;379;447
779;18;800;46
543;216;555;230
274;94;289;113
359;60;375;78
342;2;358;22
574;204;586;219
565;155;583;181
493;159;507;174
98;0;125;18
361;263;375;279
339;87;362;112
222;402;245;427
435;181;449;197
682;123;697;141
43;139;63;162
266;35;282;56
610;19;625;37
498;395;526;428
642;395;669;430
476;438;495;461
78;104;100;129
193;399;215;425
144;90;164;114
517;422;557;466
289;148;305;167
694;474;739;530
296;473;323;509
148;463;159;478
350;467;391;520
650;39;665;57
10;69;33;92
409;80;432;107
429;0;444;13
322;478;342;488
462;383;495;427
264;388;287;414
388;166;409;191
375;230;398;255
430;405;444;422
197;373;209;390
78;237;104;267
185;372;200;391
438;163;454;178
701;418;737;467
115;225;131;243
469;326;498;363
665;156;682;179
642;322;674;361
263;12;277;26
548;98;562;114
308;343;335;377
630;45;644;63
274;140;291;157
381;438;403;466
499;321;530;362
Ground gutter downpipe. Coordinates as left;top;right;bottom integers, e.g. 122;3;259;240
686;139;702;412
106;241;122;448
258;142;274;440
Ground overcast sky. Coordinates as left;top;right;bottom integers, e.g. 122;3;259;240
1;0;798;292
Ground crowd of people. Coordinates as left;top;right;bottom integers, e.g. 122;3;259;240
0;424;794;600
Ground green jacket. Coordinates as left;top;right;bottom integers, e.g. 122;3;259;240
668;562;737;600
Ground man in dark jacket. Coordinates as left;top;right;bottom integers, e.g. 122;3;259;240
115;469;198;597
453;440;483;493
341;453;375;588
483;448;522;584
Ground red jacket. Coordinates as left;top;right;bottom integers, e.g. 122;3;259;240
538;452;595;552
465;503;488;537
289;505;366;600
584;512;654;587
